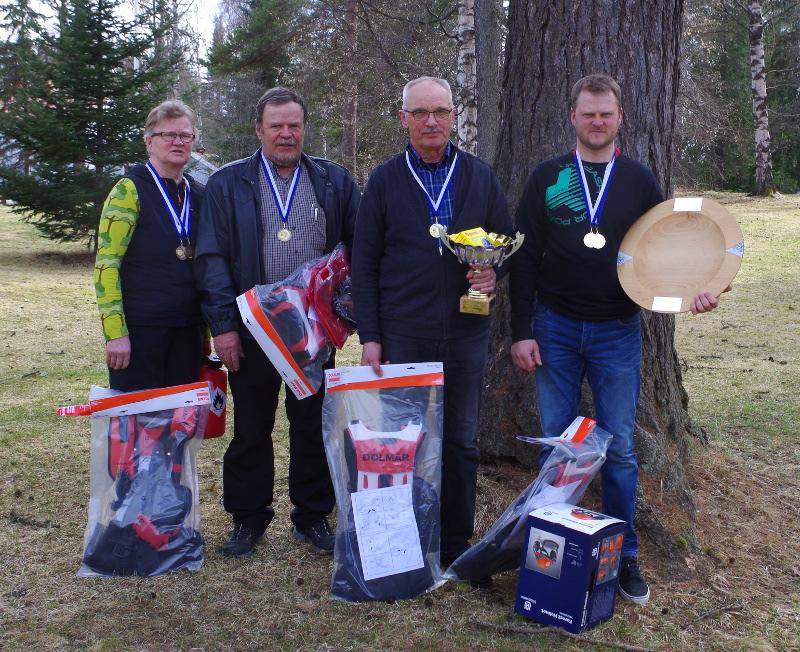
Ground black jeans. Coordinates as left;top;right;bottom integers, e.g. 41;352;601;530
381;331;489;558
224;337;335;530
109;324;203;392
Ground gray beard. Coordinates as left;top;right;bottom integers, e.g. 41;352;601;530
271;151;301;170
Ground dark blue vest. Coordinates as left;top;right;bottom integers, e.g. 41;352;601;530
120;165;204;327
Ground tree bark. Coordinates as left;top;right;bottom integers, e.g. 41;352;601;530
456;0;478;154
474;0;501;164
481;0;704;561
748;0;775;196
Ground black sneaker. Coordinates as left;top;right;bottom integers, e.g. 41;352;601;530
618;556;650;605
293;518;335;554
222;522;266;558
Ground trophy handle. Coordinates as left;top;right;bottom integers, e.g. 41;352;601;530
507;232;526;256
496;232;525;267
438;227;460;257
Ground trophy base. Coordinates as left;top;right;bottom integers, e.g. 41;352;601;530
460;293;495;316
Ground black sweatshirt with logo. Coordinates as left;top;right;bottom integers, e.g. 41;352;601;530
509;153;663;342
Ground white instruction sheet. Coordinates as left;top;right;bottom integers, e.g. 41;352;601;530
351;484;424;581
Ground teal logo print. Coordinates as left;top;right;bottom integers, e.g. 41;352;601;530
545;166;588;226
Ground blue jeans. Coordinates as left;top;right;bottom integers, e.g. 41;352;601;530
381;331;489;558
532;304;641;556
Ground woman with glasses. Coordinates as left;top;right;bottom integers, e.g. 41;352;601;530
93;100;206;391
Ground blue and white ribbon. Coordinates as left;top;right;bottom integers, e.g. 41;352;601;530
146;161;190;240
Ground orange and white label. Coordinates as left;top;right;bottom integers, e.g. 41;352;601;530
237;289;316;399
57;382;212;417
325;362;444;393
558;416;597;443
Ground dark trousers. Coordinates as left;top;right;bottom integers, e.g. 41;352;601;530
109;324;203;392
381;331;489;558
224;337;335;530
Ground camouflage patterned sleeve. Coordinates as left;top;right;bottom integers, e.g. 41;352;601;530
94;178;139;341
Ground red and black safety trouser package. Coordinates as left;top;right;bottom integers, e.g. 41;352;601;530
444;417;612;583
322;363;444;602
237;244;355;400
60;383;210;577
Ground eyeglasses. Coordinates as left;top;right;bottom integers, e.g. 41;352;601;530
402;108;454;122
150;131;196;144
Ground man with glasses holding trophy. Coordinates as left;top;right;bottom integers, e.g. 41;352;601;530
352;77;512;586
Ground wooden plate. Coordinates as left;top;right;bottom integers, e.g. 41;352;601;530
617;197;744;313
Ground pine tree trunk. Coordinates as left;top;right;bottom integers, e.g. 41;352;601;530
748;0;775;196
456;0;478;155
474;0;501;164
480;0;704;560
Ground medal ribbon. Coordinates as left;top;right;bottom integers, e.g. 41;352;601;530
146;161;191;240
260;152;300;229
573;149;617;231
405;151;458;217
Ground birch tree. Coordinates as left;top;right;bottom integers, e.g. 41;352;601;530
748;0;776;195
455;0;477;154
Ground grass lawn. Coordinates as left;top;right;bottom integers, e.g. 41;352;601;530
0;193;798;651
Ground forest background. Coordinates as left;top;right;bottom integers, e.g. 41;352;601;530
1;0;799;245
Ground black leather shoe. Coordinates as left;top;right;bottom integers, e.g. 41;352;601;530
293;518;334;554
618;556;650;605
222;522;266;558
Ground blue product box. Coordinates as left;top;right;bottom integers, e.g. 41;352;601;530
515;502;626;633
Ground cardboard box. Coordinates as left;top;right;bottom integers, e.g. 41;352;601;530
515;502;625;633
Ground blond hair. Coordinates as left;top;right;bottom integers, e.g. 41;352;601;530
144;100;198;134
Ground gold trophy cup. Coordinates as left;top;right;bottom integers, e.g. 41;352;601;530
438;227;525;315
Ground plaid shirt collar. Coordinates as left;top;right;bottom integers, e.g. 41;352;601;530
405;141;457;231
406;141;454;171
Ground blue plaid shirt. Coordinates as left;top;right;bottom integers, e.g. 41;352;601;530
406;141;456;233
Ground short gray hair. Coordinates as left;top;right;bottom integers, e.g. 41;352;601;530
144;100;197;134
255;87;308;124
402;77;453;108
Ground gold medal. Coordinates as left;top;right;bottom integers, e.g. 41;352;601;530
277;228;292;242
594;232;606;249
583;232;596;249
429;223;443;238
176;244;188;260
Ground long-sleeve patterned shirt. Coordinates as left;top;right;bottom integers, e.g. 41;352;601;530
94;178;139;341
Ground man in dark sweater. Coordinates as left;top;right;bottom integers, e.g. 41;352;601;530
195;88;360;558
352;77;512;581
509;74;723;605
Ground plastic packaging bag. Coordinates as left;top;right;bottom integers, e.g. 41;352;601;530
60;383;210;577
323;363;444;602
237;244;354;399
445;417;611;583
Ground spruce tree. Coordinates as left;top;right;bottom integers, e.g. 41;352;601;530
0;0;180;247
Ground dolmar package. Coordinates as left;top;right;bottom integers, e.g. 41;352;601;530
59;383;210;577
237;244;354;400
323;363;444;602
445;417;611;583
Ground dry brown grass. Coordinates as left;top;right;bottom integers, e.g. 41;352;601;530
1;194;798;651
